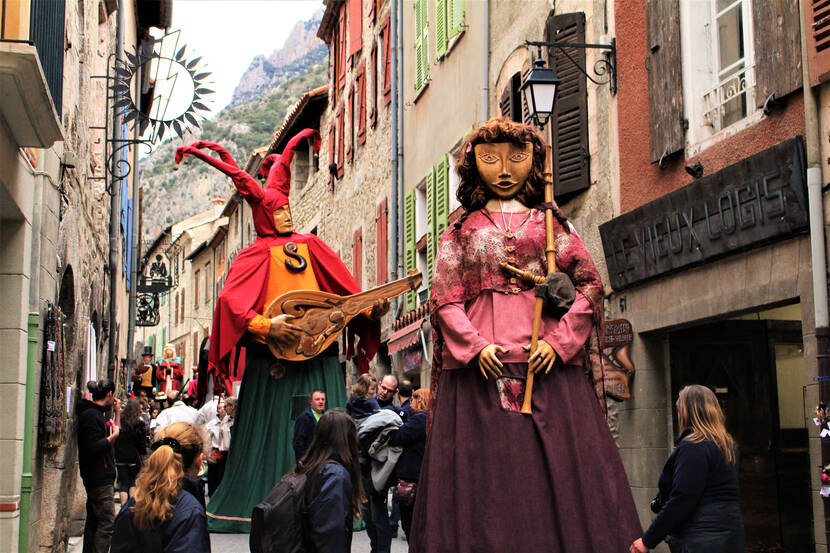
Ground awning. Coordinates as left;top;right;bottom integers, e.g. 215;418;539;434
387;319;424;354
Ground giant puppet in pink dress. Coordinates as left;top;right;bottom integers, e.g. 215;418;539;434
410;118;642;553
174;129;381;533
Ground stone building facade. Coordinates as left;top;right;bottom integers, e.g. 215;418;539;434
280;0;398;382
608;1;821;551
141;203;225;378
0;1;171;551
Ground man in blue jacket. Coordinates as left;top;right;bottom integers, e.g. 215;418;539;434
293;389;326;461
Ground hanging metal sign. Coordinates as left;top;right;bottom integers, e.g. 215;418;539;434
136;255;171;327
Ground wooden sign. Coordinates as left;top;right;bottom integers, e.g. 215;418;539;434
599;137;808;290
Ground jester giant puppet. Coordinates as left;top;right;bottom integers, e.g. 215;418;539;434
175;129;382;533
410;118;642;552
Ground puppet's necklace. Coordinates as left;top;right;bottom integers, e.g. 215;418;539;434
498;199;515;239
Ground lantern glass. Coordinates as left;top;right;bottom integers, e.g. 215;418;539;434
529;82;557;116
521;59;561;127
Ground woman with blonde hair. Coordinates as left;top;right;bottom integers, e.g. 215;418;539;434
111;422;210;553
388;387;430;540
631;385;744;553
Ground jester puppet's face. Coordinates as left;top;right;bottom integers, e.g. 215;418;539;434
272;204;295;235
474;142;533;201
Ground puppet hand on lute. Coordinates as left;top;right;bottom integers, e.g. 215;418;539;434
264;273;421;361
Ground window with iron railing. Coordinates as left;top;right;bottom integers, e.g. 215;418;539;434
679;0;756;154
1;0;65;118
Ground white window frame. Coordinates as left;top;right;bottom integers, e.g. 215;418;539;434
680;0;757;157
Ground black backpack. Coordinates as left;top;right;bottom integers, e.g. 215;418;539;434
250;472;311;553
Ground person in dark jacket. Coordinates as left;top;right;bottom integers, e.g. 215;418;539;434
631;385;743;553
293;409;364;553
293;389;326;461
397;380;413;419
77;379;120;553
111;422;210;553
115;399;148;505
388;387;429;540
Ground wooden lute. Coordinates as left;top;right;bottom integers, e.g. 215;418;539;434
263;272;423;361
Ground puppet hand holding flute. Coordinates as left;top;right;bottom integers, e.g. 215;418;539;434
410;118;641;553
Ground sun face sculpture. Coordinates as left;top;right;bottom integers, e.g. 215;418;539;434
112;36;214;141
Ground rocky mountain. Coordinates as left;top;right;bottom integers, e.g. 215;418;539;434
231;9;327;106
139;12;328;242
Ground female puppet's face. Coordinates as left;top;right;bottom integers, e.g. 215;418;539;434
473;142;533;200
272;204;295;235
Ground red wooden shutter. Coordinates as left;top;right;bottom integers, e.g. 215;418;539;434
352;228;363;288
328;120;335;166
807;0;830;85
337;105;344;177
330;42;337;103
369;40;378;127
347;86;354;162
338;3;348;92
383;15;391;104
349;0;362;58
358;62;367;144
376;199;388;284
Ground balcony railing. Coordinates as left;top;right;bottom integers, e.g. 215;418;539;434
1;0;65;119
702;64;754;132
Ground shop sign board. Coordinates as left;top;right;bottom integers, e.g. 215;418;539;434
599;137;808;290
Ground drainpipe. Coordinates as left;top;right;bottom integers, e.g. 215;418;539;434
108;0;126;376
19;314;40;553
481;0;490;121
390;0;399;281
127;63;142;364
20;151;48;553
799;0;830;545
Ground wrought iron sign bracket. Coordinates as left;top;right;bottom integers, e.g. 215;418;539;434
525;39;617;95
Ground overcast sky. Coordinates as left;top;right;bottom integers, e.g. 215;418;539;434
167;0;324;113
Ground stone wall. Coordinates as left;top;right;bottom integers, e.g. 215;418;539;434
33;2;140;551
291;0;396;382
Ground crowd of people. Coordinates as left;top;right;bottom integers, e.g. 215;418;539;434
77;374;743;553
76;373;235;553
288;374;427;552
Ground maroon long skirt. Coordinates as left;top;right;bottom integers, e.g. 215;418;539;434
409;362;642;553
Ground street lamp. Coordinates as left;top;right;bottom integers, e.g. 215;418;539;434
522;38;617;129
520;59;562;129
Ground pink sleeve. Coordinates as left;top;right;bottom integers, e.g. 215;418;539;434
436;303;491;367
543;291;594;364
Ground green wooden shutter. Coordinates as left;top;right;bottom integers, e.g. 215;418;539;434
414;0;424;91
449;0;464;38
435;0;447;61
421;1;430;85
426;169;436;286
435;155;450;235
404;190;417;310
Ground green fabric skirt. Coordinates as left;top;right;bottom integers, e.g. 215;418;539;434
206;348;346;533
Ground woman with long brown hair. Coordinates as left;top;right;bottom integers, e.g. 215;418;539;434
295;408;364;553
114;399;148;505
631;385;744;553
110;422;210;553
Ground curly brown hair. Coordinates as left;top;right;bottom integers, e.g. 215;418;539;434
455;117;547;212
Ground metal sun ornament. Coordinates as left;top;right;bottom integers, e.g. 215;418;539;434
112;41;215;143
